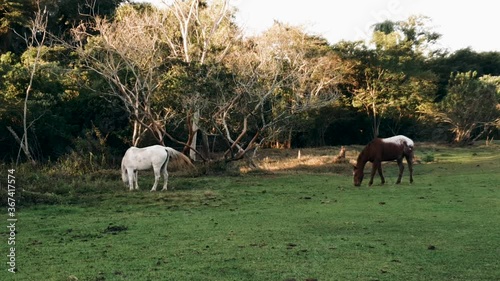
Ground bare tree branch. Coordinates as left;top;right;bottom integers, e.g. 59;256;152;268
11;0;48;165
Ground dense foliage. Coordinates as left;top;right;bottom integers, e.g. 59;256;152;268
1;0;499;165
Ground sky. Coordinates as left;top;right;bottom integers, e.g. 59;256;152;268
142;0;499;52
232;0;499;52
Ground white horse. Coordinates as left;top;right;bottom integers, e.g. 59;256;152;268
121;145;195;191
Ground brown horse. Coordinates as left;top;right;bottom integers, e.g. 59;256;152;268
353;135;414;186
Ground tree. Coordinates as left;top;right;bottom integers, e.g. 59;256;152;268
77;5;173;147
164;0;235;160
0;0;123;54
429;48;500;100
214;22;344;159
76;1;235;160
42;0;124;40
419;71;500;144
0;13;93;162
0;0;31;54
351;65;394;137
5;2;49;165
340;16;439;137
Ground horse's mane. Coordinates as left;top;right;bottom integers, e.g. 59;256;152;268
356;138;379;164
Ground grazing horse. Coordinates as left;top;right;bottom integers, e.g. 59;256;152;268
353;135;414;186
121;145;195;191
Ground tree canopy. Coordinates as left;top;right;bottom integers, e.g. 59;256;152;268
1;1;499;165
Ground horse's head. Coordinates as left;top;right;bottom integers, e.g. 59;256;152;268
352;163;363;186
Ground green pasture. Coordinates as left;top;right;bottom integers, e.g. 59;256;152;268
1;144;499;281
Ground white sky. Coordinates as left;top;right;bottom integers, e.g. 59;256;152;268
233;0;499;52
141;0;499;52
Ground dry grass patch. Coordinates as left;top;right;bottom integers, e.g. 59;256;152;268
240;146;361;174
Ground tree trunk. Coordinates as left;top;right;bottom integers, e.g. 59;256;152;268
7;127;36;165
284;128;292;149
189;110;199;160
201;130;210;160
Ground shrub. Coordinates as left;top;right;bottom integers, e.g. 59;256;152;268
422;153;435;163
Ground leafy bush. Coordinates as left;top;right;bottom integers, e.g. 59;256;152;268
422;153;435;163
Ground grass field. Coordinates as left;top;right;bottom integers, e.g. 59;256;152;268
1;143;500;281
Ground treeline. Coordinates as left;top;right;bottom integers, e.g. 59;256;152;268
1;0;499;166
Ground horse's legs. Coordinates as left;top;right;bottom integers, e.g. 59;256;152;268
378;163;385;185
134;170;139;190
369;161;379;186
396;158;404;184
406;154;414;183
150;167;160;192
161;165;169;191
127;169;135;191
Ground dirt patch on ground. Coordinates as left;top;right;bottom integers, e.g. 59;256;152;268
103;224;128;234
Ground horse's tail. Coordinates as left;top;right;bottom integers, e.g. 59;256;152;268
402;138;414;160
164;147;196;172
